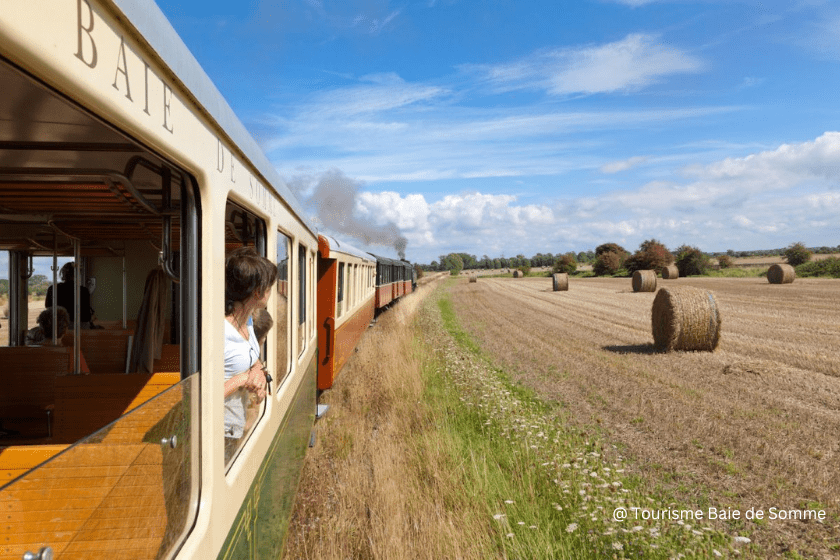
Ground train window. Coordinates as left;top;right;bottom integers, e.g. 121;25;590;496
276;232;291;384
337;262;345;317
309;251;316;341
223;199;268;467
298;243;306;355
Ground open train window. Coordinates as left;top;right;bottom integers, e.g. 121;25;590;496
223;199;269;468
337;262;345;317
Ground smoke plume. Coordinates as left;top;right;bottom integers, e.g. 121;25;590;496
289;169;408;259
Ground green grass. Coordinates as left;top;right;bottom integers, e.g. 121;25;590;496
414;285;754;559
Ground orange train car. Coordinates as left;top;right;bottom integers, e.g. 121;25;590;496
316;235;377;391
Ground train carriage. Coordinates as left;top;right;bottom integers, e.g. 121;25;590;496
0;1;319;559
316;235;375;391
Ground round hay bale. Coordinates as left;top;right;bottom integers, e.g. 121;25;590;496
767;263;795;284
512;270;523;278
632;270;657;292
552;273;569;291
469;276;477;283
652;286;721;352
661;264;679;279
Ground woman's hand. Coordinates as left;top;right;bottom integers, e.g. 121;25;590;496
244;360;267;402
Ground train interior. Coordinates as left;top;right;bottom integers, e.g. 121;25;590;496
0;56;201;557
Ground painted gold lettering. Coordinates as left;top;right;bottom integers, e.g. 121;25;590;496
217;138;225;173
112;37;132;101
162;83;173;133
74;0;97;68
143;61;151;115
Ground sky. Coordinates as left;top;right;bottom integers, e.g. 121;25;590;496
110;1;840;263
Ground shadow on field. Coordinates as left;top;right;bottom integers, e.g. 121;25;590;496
602;343;658;355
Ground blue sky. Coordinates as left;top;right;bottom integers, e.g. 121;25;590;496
138;1;839;263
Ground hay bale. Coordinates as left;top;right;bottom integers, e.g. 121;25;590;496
652;286;721;352
767;263;795;284
552;273;568;291
512;270;523;278
661;264;679;279
469;276;477;283
632;270;657;292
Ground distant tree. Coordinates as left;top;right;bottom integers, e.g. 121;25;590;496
625;239;673;274
518;265;531;276
595;243;628;257
414;264;424;279
442;253;464;275
593;251;622;276
783;242;812;266
717;255;733;269
674;245;710;276
492;258;501;269
553;254;577;274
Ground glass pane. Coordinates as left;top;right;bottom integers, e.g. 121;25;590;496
275;233;290;383
297;244;306;355
0;374;199;560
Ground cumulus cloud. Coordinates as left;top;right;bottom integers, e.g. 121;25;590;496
345;132;840;261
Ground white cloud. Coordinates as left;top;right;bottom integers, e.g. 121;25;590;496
600;156;649;174
464;34;704;95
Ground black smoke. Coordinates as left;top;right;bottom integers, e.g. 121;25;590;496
288;169;408;259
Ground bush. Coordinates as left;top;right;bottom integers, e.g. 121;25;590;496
674;245;710;276
593;251;622;276
783;242;812;267
717;255;733;269
552;254;577;274
517;265;531;276
796;257;840;278
625;239;673;274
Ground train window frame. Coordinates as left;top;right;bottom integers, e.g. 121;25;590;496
337;262;345;317
223;198;270;470
297;242;306;357
275;229;292;386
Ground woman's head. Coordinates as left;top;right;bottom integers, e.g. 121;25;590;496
37;306;70;337
225;247;277;315
59;262;75;283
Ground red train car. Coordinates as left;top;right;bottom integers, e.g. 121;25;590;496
316;235;376;391
371;254;415;310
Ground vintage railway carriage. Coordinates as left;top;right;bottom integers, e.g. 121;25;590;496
371;254;415;311
1;1;318;559
316;235;375;391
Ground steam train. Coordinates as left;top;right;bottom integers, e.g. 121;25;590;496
0;1;413;559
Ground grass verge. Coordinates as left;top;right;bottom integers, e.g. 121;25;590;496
421;281;758;559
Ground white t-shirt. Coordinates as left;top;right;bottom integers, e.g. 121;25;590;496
224;319;260;439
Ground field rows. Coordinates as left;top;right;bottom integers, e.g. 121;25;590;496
449;276;840;556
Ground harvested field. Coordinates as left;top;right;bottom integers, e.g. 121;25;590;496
448;276;840;557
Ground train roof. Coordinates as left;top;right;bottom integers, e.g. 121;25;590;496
318;235;375;263
369;253;413;267
111;0;315;237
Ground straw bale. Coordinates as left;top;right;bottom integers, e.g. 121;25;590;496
469;276;477;283
652;286;721;352
512;270;523;278
767;263;795;284
661;264;679;279
632;270;657;292
552;273;569;291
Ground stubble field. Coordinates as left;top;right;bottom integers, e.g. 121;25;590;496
448;276;840;556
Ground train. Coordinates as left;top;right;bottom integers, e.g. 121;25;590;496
0;1;414;559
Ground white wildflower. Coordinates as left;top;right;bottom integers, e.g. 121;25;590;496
713;550;722;557
612;542;623;551
493;514;506;521
566;523;578;533
504;500;514;504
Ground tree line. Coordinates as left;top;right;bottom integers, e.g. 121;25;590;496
421;242;839;276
